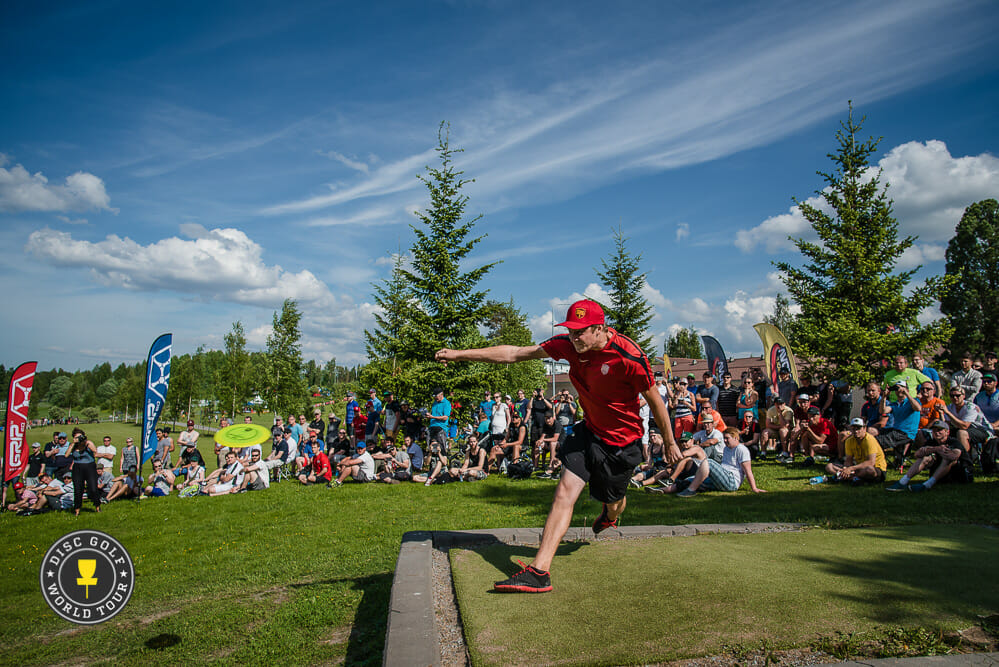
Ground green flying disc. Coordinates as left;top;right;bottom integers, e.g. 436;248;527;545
214;424;271;448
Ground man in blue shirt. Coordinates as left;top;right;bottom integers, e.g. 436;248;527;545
365;388;383;444
344;392;359;444
912;353;943;398
973;372;999;428
878;379;922;467
429;387;451;452
478;390;494;424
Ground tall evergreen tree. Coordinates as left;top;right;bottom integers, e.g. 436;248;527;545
217;320;252;418
386;122;498;410
595;226;653;351
365;252;414;364
264;299;306;416
774;104;949;385
941;198;999;363
665;326;703;359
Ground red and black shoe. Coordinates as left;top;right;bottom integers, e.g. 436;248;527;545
493;560;552;593
591;504;618;534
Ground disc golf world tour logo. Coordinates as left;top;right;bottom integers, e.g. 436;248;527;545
40;530;135;624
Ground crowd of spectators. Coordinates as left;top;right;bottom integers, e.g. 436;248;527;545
7;351;998;515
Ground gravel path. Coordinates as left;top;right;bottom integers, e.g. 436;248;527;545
433;545;469;667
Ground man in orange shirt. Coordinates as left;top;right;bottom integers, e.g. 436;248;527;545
912;381;948;451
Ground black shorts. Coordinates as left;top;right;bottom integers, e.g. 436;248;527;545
530;423;544;445
558;422;643;504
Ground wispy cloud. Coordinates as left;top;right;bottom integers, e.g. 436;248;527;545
317;150;370;174
260;2;990;229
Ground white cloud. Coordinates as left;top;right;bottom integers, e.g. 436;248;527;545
897;242;947;270
675;223;690;241
57;215;89;225
317;150;370;174
0;156;114;213
737;141;999;254
26;224;330;307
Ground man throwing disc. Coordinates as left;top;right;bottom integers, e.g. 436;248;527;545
435;299;678;593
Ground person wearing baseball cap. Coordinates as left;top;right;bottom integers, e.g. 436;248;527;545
333;440;375;487
879;377;923;469
887;418;973;492
823;417;887;485
179;420;200;461
435;298;679;593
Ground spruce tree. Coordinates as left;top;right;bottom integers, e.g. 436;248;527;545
775;104;949;384
595;226;653;351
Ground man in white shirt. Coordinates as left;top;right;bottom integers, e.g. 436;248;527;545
96;436;117;471
333;442;375;485
206;451;244;496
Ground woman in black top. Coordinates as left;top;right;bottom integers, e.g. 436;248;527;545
70;429;101;514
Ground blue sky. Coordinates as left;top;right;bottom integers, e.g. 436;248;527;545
2;0;999;370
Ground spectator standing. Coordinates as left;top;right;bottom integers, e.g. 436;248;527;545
344;392;359;444
478;391;494;426
70;431;101;514
119;437;138;475
716;373;740;427
775;367;798;405
383;391;401;439
514;389;529;419
526;388;552;456
736;377;759;422
884;355;931;395
178;420;200;453
429;387;451;450
25;442;44;488
96;436;116;471
696;372;719;412
490;393;511;449
952;355;983;396
309;410;326;442
325;412;343;450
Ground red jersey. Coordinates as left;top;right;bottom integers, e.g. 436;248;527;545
540;328;654;447
353;414;367;441
312;452;331;479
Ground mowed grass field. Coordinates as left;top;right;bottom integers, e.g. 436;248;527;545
453;525;999;667
2;420;998;666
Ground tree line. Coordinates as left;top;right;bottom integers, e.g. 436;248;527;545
6;108;997;420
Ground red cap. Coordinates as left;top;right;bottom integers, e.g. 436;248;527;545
13;481;24;490
555;299;605;330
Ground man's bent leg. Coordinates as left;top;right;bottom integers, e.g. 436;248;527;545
532;469;586;573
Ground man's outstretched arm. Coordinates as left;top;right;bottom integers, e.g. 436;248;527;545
436;345;548;365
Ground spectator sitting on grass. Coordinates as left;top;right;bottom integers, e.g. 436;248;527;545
373;440;411;484
672;427;766;498
299;447;332;485
973;372;999;428
333;441;375;486
877;379;921;467
404;434;423;474
888;420;973;492
24;472;62;511
205;451;244;496
176;458;205;492
234;449;269;492
144;459;174;497
413;439;448;486
172;441;206;488
739;412;762;459
535;413;565;476
6;481;36;513
57;471;75;510
488;412;526;471
262;427;291;480
691;415;724;462
327;428;351;462
764;396;793;459
296;430;318;471
791;406;838;466
452;433;487;481
939;385;991;454
105;466;141;502
825;418;887;484
642;432;707;493
629;432;669;489
96;462;114;501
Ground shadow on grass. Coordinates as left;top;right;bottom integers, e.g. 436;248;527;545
799;526;999;627
290;572;392;667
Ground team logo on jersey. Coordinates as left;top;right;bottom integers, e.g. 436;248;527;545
601;363;610;375
40;530;134;625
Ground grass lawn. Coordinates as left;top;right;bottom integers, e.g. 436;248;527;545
452;524;999;667
3;425;998;666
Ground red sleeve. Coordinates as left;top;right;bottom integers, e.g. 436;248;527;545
540;335;573;361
